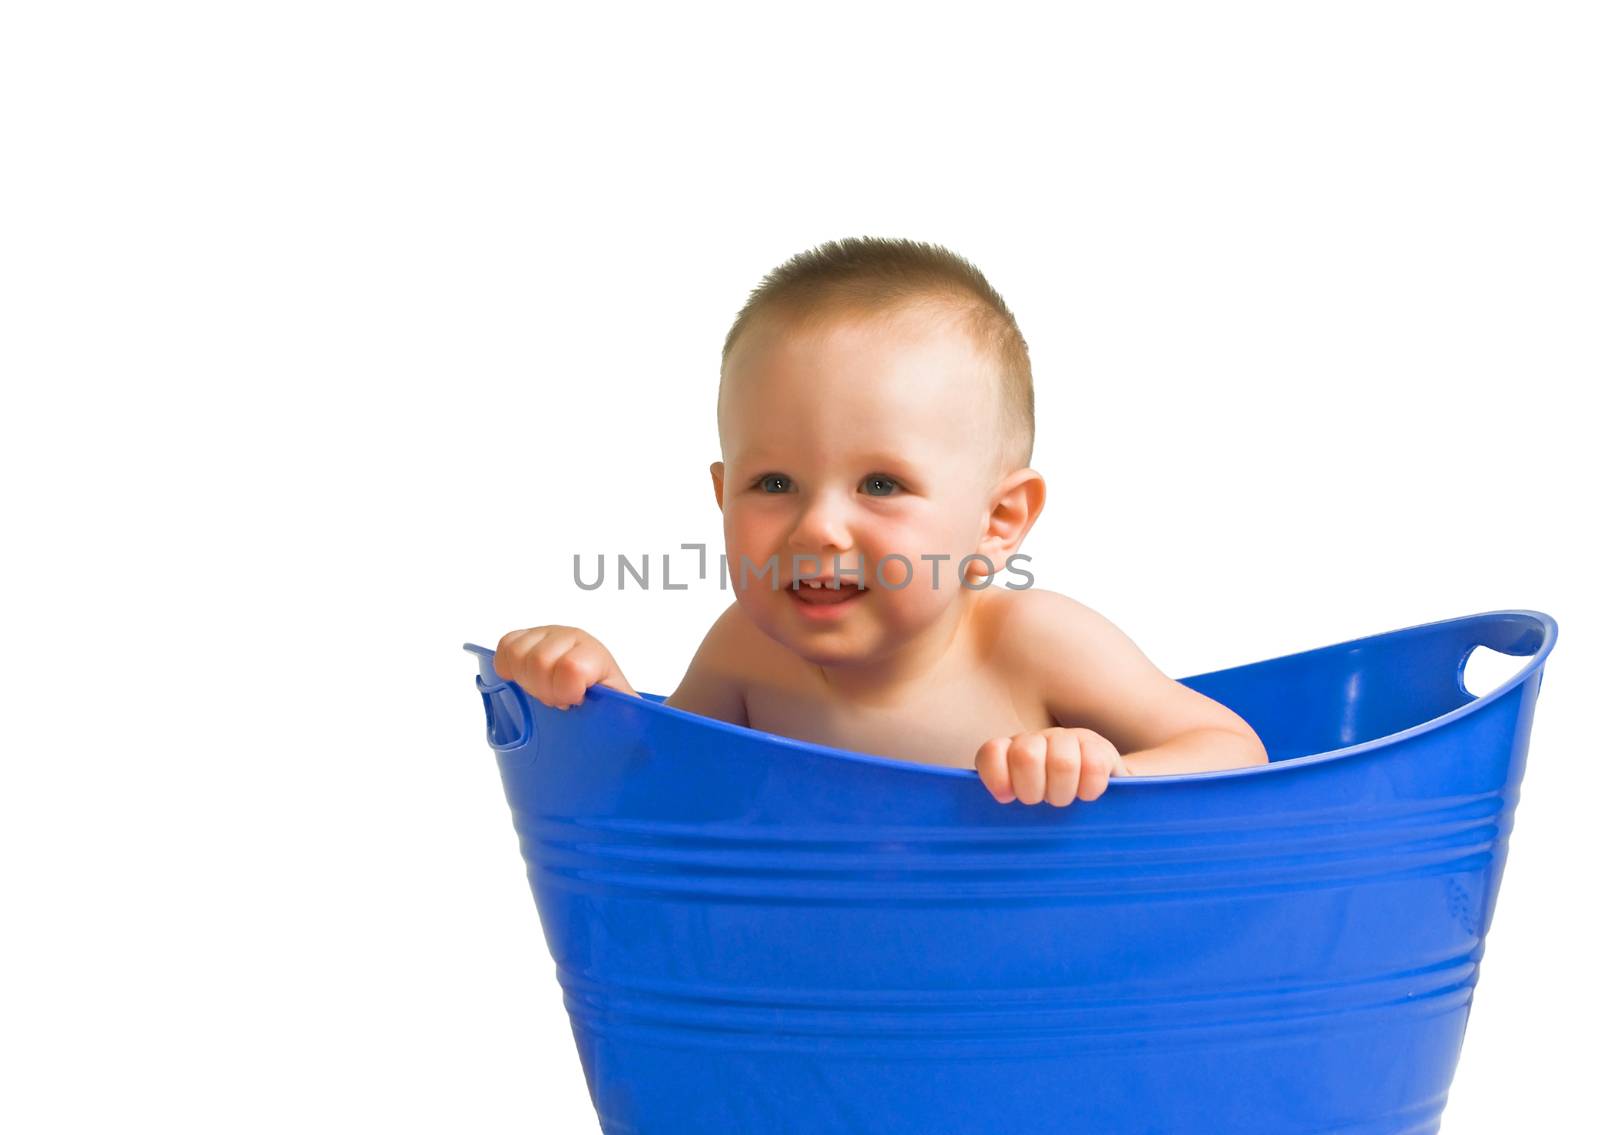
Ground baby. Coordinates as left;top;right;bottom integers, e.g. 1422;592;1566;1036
496;237;1268;806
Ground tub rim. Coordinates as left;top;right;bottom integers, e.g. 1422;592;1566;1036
467;608;1556;787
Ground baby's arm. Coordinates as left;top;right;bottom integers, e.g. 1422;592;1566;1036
977;591;1268;804
1049;592;1260;771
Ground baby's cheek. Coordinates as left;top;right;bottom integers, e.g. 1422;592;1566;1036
868;554;963;625
871;554;914;590
870;525;978;593
862;517;938;583
723;519;781;575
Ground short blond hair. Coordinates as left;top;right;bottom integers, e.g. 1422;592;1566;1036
720;236;1034;472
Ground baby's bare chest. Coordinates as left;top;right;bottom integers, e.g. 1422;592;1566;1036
744;672;1056;770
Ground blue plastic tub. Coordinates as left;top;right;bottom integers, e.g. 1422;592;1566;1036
466;609;1555;1135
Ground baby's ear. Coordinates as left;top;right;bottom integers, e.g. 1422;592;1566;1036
982;468;1046;558
710;462;726;510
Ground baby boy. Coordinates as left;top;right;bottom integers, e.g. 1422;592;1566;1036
495;237;1267;805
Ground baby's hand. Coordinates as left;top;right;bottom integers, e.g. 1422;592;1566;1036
975;727;1130;806
493;626;637;710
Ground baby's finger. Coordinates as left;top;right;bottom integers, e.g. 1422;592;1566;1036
1007;734;1048;806
522;629;586;706
501;629;569;695
1076;732;1120;801
493;627;548;683
1044;731;1082;807
548;642;606;708
975;737;1015;803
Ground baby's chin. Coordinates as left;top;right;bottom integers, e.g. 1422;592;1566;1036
736;593;878;663
781;636;881;668
785;620;944;674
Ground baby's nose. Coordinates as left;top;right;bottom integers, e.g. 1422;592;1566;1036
788;495;854;554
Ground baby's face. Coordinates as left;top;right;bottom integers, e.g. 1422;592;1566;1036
714;304;1007;668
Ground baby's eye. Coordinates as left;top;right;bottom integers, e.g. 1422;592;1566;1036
756;473;793;493
861;474;900;497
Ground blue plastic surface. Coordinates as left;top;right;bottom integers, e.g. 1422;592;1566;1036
466;609;1556;1135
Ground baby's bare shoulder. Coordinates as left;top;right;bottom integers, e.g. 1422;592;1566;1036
979;586;1113;659
979;587;1147;707
664;601;772;726
706;598;782;667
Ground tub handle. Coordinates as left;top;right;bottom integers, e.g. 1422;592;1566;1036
475;672;538;753
1452;610;1557;700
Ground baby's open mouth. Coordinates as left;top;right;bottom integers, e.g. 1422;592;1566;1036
787;579;869;606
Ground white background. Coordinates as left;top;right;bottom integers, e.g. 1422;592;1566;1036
3;2;1595;1131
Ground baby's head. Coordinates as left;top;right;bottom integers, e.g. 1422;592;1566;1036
711;237;1046;669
